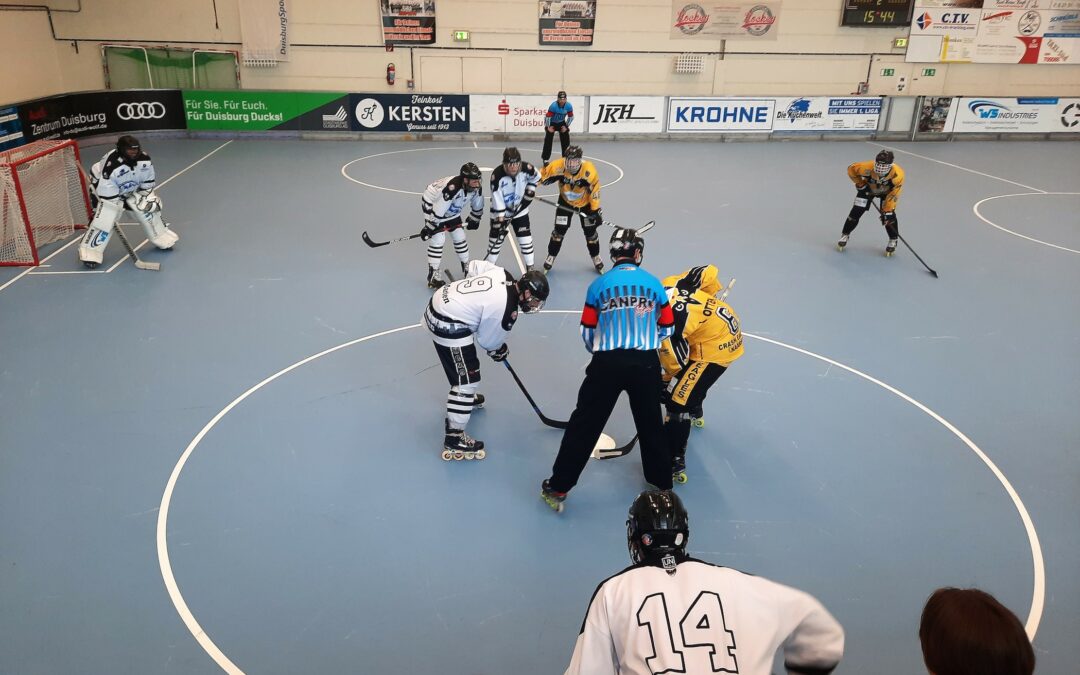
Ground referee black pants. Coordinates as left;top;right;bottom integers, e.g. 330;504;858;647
550;349;672;493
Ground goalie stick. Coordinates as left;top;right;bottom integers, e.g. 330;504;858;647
871;201;938;278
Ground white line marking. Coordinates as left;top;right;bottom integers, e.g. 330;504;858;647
867;142;1047;193
341;146;624;197
472;140;478;148
0;141;231;293
26;269;105;275
972;192;1080;255
161;318;1044;672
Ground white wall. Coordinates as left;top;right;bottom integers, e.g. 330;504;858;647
2;0;1079;104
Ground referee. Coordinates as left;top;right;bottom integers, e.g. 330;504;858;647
541;227;675;512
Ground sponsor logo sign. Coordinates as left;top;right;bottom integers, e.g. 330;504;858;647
772;97;882;131
381;0;437;45
182;91;342;130
671;1;782;40
667;98;775;132
912;7;979;33
587;96;665;133
349;94;469;132
539;0;597;45
469;95;583;133
295;95;353;131
951;96;1080;132
17;90;185;142
0;105;25;151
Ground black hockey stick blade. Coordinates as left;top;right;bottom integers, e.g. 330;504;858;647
362;231;422;248
501;360;568;429
595;434;638;460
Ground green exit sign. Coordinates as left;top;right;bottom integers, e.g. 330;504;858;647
453;30;470;41
922;68;937;76
881;68;896;76
893;37;908;48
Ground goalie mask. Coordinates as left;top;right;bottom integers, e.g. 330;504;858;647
563;145;583;175
516;270;549;314
116;135;141;165
874;149;894;178
627;490;688;569
610;227;645;263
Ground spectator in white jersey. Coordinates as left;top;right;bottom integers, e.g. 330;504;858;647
566;490;845;675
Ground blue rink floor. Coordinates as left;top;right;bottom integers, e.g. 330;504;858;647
1;138;1078;674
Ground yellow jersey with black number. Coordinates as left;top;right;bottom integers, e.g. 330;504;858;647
540;158;600;211
848;160;904;212
659;288;744;377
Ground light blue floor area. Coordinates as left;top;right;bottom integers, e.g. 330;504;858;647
1;138;1078;674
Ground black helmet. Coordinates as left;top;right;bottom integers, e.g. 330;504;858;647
502;147;522;165
116;135;141;163
460;162;482;181
557;90;567;100
610;227;645;263
563;145;583;160
517;270;549;314
874;150;894;177
627;490;689;568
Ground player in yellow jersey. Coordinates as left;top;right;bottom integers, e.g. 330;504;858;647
538;145;604;273
838;149;905;257
658;265;744;483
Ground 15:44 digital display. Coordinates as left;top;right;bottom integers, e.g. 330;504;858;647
840;0;914;27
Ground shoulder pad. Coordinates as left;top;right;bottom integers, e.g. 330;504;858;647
491;165;507;182
443;177;462;198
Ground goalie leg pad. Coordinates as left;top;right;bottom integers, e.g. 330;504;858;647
127;198;178;249
78;198;123;265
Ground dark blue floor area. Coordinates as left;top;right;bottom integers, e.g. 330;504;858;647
1;138;1078;674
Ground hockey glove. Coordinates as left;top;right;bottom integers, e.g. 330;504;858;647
588;209;604;227
419;220;437;241
487;344;509;362
466;216;481;231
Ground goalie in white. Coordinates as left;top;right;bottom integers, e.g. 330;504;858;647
78;135;178;268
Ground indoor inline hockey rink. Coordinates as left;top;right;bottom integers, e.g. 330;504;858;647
2;1;1080;673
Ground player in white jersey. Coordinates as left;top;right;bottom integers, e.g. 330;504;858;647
485;147;540;269
419;162;485;289
566;490;845;675
78;135;178;268
423;260;550;459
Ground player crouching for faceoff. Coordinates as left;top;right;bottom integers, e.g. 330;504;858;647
423;260;550;460
659;265;744;484
419;162;485;289
486;147;540;269
538;145;604;274
839;149;905;257
78;135;178;268
565;490;845;675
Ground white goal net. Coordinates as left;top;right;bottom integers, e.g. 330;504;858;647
1;139;91;266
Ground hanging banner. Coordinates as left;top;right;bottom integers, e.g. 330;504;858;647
772;97;882;131
910;1;1080;61
238;0;289;64
381;0;437;46
539;0;597;45
670;1;782;40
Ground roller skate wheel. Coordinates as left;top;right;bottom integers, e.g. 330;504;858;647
885;251;894;257
674;472;688;484
692;417;705;428
441;450;453;461
464;451;475;460
474;449;486;460
453;450;465;461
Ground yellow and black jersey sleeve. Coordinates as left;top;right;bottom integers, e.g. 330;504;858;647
662;287;744;375
848;160;904;211
662;265;724;298
540;159;600;210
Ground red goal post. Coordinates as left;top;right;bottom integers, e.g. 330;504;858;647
0;139;92;266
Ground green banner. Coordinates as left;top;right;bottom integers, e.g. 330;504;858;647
182;91;344;130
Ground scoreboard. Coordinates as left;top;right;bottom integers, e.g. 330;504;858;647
841;0;914;27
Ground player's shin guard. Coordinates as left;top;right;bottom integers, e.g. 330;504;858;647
450;227;469;267
78;197;123;267
446;383;479;430
664;410;692;461
130;207;178;249
485;225;503;263
518;234;535;267
427;230;446;272
842;214;860;235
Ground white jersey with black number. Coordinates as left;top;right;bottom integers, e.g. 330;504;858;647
566;557;844;675
422;175;484;224
423;260;519;351
490;162;540;220
91;149;156;200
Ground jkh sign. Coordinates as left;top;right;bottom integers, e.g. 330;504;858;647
17;90;185;142
667;98;775;132
350;94;469;132
588;96;665;133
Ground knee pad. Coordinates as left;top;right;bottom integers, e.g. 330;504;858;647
451;382;479;397
550;231;564;243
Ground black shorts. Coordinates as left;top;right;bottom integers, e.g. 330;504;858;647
667;361;726;411
434;342;481;387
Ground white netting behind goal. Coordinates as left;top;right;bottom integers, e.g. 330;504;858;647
0;140;90;266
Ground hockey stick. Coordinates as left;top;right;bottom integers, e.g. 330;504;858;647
532;195;655;234
112;223;161;271
362;231;422;248
502;359;567;429
872;201;939;278
717;277;736;302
